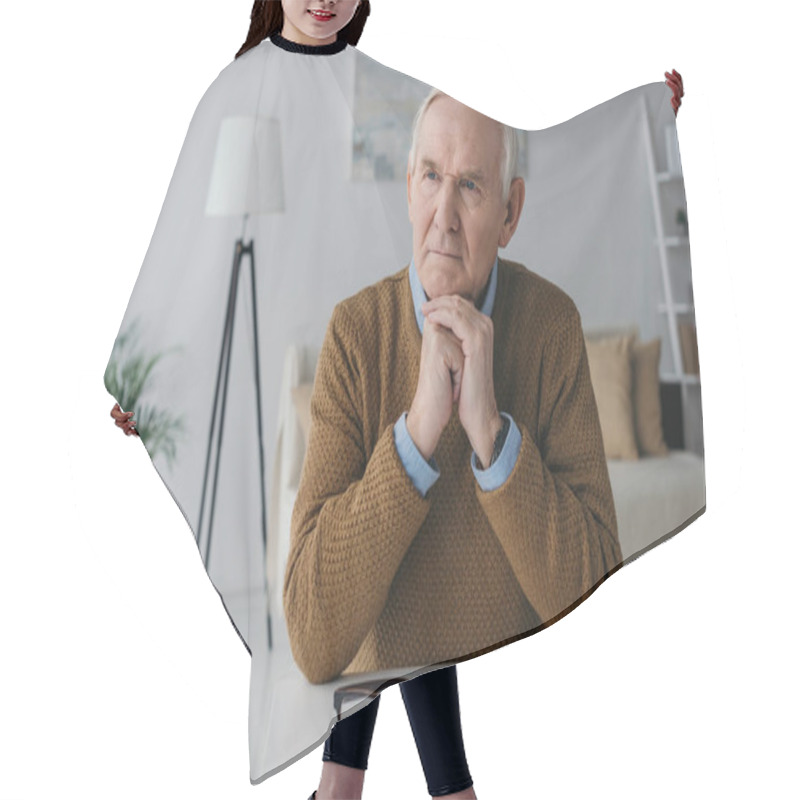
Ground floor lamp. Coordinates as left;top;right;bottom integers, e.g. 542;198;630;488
198;116;284;650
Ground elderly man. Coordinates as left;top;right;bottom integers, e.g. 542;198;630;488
284;90;621;687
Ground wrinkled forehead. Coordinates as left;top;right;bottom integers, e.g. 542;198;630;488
414;96;504;181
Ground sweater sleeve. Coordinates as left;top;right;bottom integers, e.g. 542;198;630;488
283;303;433;684
474;302;622;625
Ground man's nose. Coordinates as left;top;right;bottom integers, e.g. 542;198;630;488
433;179;460;233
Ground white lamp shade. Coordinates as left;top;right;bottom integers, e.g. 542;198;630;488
205;116;285;216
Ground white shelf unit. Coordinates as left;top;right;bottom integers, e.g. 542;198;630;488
640;96;703;455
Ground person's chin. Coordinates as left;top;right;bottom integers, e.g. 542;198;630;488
424;251;463;272
422;256;470;299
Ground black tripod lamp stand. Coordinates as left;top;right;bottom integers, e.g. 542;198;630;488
197;116;284;650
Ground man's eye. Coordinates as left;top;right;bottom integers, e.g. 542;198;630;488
462;180;477;191
425;171;437;180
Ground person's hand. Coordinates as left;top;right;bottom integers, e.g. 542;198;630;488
420;295;502;468
665;68;684;116
406;311;465;461
111;402;139;436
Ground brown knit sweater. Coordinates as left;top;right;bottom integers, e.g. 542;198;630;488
284;259;621;684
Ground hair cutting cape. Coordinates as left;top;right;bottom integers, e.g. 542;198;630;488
104;35;704;784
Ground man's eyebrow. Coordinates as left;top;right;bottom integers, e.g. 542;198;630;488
419;158;485;183
419;158;439;173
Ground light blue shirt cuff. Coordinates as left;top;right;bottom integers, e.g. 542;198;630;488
471;412;521;492
393;412;440;498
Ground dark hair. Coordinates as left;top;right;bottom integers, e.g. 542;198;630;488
235;1;371;59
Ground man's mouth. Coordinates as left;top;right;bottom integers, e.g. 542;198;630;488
430;249;461;259
308;9;335;21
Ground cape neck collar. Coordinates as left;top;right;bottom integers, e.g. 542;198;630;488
270;32;348;55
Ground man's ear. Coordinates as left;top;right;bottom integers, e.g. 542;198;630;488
498;177;525;248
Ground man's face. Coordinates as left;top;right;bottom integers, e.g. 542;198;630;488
407;96;510;305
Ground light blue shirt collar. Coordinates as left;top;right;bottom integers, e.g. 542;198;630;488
409;256;498;335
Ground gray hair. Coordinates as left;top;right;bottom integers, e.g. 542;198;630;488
408;88;520;202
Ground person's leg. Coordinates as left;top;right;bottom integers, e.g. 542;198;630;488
315;694;381;800
400;665;476;799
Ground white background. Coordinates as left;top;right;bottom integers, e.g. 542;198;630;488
1;1;797;798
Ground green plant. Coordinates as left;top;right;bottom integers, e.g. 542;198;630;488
676;207;689;235
104;317;185;468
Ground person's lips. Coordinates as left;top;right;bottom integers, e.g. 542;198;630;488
430;249;461;259
308;9;335;21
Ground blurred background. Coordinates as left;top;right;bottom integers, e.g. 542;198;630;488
0;1;796;798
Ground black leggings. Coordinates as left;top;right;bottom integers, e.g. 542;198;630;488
323;665;473;797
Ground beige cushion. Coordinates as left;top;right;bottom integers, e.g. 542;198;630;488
584;334;639;460
632;338;669;456
584;324;640;343
291;382;314;444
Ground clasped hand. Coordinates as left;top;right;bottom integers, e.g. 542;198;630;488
406;295;501;467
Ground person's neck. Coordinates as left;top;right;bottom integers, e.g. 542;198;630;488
281;20;335;47
474;281;489;309
270;30;347;55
